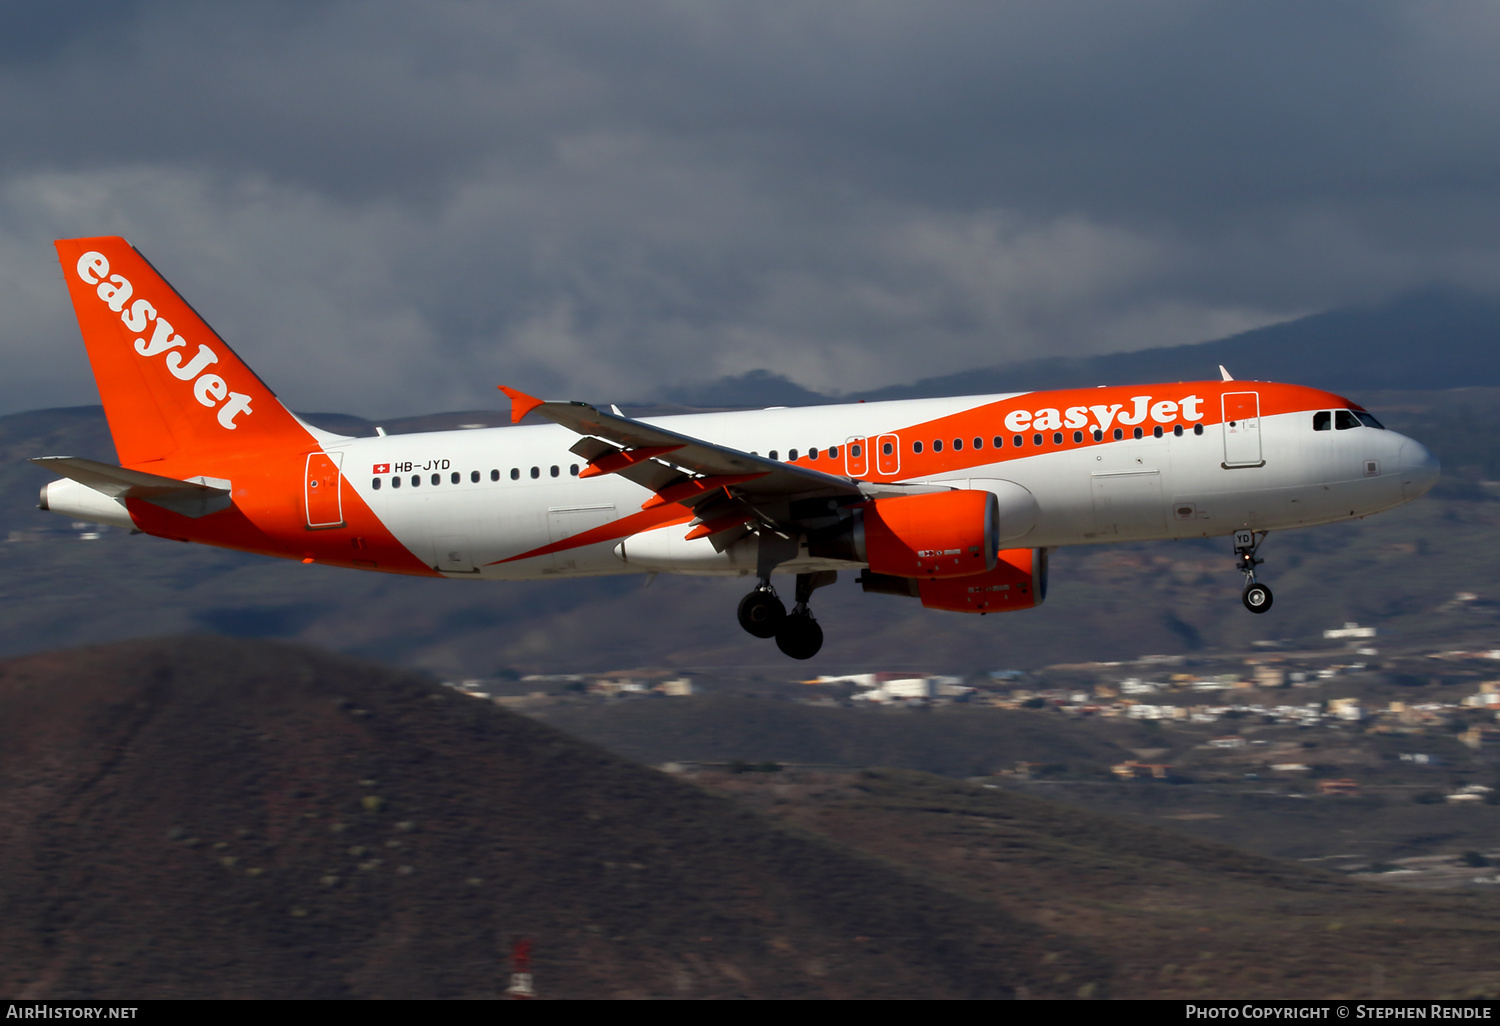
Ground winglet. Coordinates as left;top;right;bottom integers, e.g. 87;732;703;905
498;386;546;424
1219;365;1234;382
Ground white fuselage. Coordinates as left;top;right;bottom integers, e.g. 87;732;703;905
342;392;1435;580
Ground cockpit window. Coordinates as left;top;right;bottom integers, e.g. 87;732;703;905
1334;410;1361;430
1313;411;1331;431
1354;411;1385;429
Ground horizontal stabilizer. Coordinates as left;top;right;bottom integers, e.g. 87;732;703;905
32;456;232;518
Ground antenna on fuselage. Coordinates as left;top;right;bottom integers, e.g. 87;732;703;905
1219;365;1235;382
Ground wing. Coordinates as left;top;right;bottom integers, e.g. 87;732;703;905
500;387;888;549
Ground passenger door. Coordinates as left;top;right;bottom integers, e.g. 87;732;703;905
1222;391;1263;468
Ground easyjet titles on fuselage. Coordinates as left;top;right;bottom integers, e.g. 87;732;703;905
73;251;254;430
1003;394;1206;435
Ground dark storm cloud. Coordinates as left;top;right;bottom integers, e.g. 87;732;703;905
3;2;1500;416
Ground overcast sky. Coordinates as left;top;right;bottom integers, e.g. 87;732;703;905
3;0;1500;417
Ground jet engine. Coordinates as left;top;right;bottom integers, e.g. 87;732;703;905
807;489;999;579
858;547;1048;615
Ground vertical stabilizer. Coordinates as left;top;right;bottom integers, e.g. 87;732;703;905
54;237;318;467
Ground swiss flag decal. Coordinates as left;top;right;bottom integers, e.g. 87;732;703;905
373;463;390;474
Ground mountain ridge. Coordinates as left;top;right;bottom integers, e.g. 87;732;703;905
655;291;1500;407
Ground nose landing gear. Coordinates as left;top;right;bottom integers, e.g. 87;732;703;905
738;571;835;658
1234;530;1273;613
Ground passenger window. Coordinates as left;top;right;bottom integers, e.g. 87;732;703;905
510;468;519;480
1173;424;1183;437
451;472;460;484
1033;433;1042;446
1193;424;1203;436
809;448;819;460
993;436;1003;448
1153;425;1163;438
372;477;382;490
1013;435;1023;447
1313;411;1331;431
933;440;943;452
1355;411;1385;429
913;441;924;454
851;444;862;457
431;473;441;485
1335;410;1360;430
1113;428;1123;441
953;438;963;451
882;442;893;455
769;451;778;461
829;446;839;459
1133;427;1143;439
550;465;560;477
411;475;420;487
1093;430;1103;442
490;470;499;481
789;449;798;461
570;464;579;476
530;467;539;479
471;470;480;483
973;437;983;449
1073;431;1083;443
391;476;400;489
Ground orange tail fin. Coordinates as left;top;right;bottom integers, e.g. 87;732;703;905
54;237;313;467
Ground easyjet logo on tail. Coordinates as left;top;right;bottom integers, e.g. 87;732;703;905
75;251;253;430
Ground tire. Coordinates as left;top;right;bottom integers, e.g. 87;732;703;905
737;590;786;638
1242;583;1273;614
775;612;824;660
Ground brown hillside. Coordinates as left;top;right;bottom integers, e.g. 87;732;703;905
0;637;1104;999
708;769;1500;1000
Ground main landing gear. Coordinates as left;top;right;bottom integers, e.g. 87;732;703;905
1234;530;1273;614
737;571;835;659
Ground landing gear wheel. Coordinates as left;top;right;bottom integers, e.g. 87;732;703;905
737;590;786;638
775;612;823;660
1242;582;1273;614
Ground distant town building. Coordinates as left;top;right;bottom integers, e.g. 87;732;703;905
849;675;974;704
1254;665;1287;688
1328;697;1364;722
1112;761;1171;780
1460;725;1500;750
1318;778;1360;796
1207;736;1247;748
1324;622;1378;640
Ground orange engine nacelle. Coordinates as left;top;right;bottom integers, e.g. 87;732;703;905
863;489;999;579
916;548;1048;614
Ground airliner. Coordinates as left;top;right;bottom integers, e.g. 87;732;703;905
35;237;1441;659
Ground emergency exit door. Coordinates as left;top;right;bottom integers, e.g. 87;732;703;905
1221;392;1264;468
304;451;345;528
844;437;868;477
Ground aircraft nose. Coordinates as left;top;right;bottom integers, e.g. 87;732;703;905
1398;438;1440;501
